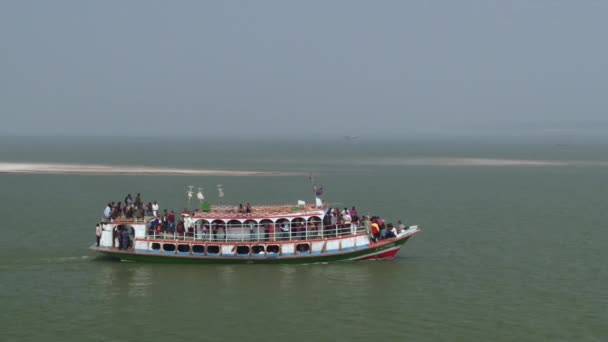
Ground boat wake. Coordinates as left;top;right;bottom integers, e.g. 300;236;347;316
0;162;301;176
40;255;92;263
0;255;92;269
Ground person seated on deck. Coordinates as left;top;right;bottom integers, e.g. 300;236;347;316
379;224;388;240
386;223;396;239
135;205;145;219
111;202;121;220
238;203;245;214
125;205;134;219
245;203;252;215
397;220;407;233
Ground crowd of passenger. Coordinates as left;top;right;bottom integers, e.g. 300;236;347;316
98;194;409;247
370;217;408;242
102;193;149;221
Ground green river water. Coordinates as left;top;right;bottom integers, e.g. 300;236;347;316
0;137;606;341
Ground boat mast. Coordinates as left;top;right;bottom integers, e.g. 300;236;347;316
309;173;323;208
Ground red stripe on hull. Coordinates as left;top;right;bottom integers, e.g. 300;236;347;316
355;247;401;261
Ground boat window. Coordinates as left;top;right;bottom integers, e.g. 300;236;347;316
251;245;265;254
236;245;250;255
163;244;176;252
192;245;205;254
177;244;190;253
151;243;161;250
267;245;280;254
207;245;220;254
296;243;310;253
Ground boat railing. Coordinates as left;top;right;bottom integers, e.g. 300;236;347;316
143;224;368;243
101;216;147;223
192;210;324;218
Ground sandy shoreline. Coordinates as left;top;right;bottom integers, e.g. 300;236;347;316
1;158;605;176
0;162;301;176
362;157;608;167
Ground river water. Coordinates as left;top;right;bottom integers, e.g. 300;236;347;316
1;137;606;341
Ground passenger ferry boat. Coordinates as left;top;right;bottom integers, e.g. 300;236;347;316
90;191;420;264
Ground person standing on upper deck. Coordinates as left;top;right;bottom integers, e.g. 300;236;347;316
343;211;353;234
168;210;176;233
103;203;111;221
125;193;133;206
152;201;159;217
134;193;142;207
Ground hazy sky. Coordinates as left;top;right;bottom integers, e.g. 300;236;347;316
1;1;607;139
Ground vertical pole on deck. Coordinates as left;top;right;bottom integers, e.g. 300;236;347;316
320;220;324;238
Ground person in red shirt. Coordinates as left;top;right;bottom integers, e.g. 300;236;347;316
168;211;176;233
176;219;185;235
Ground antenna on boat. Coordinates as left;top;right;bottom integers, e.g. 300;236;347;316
187;186;194;209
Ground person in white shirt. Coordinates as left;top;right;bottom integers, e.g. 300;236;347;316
397;220;407;233
280;222;290;240
152;201;159;217
342;212;353;234
103;204;111;221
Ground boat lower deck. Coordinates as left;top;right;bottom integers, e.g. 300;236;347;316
91;227;420;264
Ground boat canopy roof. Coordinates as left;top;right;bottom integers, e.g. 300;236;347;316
191;203;325;220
